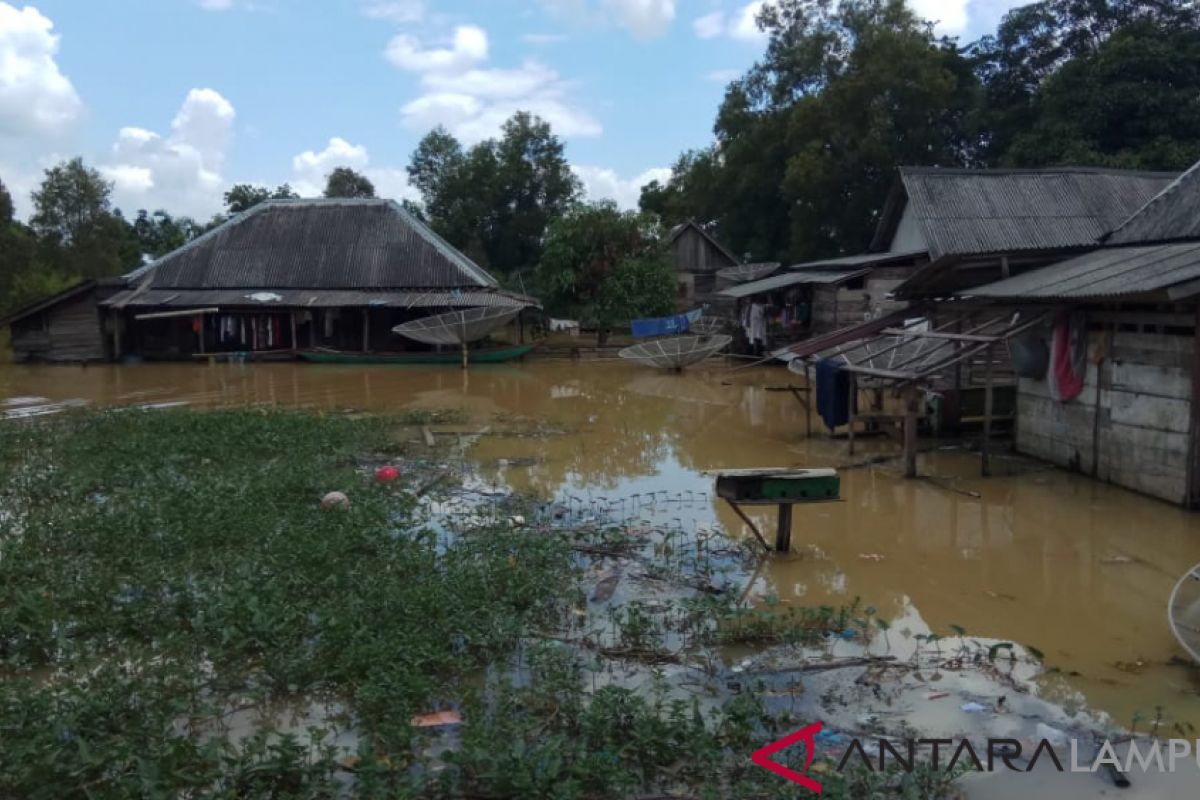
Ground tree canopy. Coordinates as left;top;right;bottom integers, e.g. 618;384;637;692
324;167;376;199
408;112;581;278
537;202;675;341
642;0;1200;261
223;183;299;214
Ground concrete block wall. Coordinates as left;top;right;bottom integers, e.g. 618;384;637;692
1016;331;1194;505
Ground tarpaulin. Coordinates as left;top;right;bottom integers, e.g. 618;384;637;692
816;359;856;431
631;307;703;338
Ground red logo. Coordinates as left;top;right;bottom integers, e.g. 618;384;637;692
750;721;824;794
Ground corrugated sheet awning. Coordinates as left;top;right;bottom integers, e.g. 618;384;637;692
718;269;870;299
102;287;540;311
787;250;926;270
958;242;1200;300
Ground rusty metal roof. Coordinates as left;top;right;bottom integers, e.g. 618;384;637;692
873;167;1177;259
126;198;498;290
959;242;1200;300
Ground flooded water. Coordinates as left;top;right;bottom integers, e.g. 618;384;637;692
4;360;1200;734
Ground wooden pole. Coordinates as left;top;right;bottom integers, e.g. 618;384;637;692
904;386;919;478
309;312;317;348
289;312;298;354
1188;306;1200;507
804;362;813;438
196;315;205;355
847;372;857;456
982;343;994;477
776;503;793;553
362;309;370;353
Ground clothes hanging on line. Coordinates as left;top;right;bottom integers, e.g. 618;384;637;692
815;358;855;431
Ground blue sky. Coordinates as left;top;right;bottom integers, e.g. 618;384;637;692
0;0;1024;220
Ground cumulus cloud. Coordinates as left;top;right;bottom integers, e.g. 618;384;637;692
196;0;236;9
541;0;674;39
705;68;741;83
290;136;417;202
692;11;725;39
100;88;235;219
0;3;82;137
387;25;600;144
573;165;669;210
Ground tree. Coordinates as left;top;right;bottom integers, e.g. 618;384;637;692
537;202;675;343
223;183;299;214
642;0;983;260
324;167;376;199
30;158;113;246
133;210;201;259
974;0;1200;164
0;177;12;225
408;113;581;276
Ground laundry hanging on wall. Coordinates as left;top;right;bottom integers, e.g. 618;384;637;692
815;358;856;431
1047;311;1088;403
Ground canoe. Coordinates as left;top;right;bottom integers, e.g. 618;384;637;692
298;343;536;365
1169;562;1200;662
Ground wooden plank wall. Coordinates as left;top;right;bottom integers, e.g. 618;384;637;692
1016;330;1193;504
671;228;736;275
11;292;106;362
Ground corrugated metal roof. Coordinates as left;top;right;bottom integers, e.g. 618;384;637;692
960;242;1200;300
885;167;1176;259
787;250;927;270
1107;159;1200;244
102;287;539;310
126;198;498;290
718;269;870;299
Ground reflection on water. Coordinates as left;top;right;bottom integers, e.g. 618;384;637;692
3;360;1200;728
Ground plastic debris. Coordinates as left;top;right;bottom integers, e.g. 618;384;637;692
858;553;885;562
508;515;526;528
840;628;858;640
320;491;350;510
374;465;400;483
815;729;849;745
961;702;987;713
410;710;462;727
926;692;950;701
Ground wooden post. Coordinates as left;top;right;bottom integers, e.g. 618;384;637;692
847;372;857;456
982;343;994;477
309;312;317;348
776;503;793;553
804;362;813;438
113;314;122;361
362;309;370;353
904;386;919;478
289;312;298;354
1188;307;1200;507
461;341;468;370
196;315;205;355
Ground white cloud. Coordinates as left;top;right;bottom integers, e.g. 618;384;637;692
196;0;236;8
362;0;424;24
692;11;724;39
910;0;969;34
540;0;674;39
573;165;669;210
604;0;674;39
290;136;417;202
101;88;235;219
0;3;82;137
387;25;600;144
385;25;488;72
731;0;768;41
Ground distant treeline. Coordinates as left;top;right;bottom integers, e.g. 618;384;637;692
4;0;1198;324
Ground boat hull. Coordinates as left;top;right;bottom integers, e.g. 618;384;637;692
298;343;536;365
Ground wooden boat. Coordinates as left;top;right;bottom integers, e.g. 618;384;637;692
1169;562;1200;663
298;343;536;365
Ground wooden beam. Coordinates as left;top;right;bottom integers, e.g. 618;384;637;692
982;343;994;477
289;312;298;354
135;307;219;321
1188;306;1200;508
725;500;772;553
362;309;370;353
847;372;857;456
904;386;919;478
776;503;793;553
804;362;813;438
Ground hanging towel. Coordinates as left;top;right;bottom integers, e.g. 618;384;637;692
1048;311;1087;402
815;358;855;431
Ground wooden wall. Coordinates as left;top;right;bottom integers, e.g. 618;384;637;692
670;227;737;276
1016;329;1194;505
11;290;107;363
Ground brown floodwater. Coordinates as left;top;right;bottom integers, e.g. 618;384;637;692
4;359;1200;732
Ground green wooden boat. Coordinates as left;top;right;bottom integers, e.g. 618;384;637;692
298;343;536;365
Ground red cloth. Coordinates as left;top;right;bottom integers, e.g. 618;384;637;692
1050;312;1086;402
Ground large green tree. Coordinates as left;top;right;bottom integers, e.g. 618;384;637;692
407;112;581;277
323;167;376;199
641;0;982;260
536;202;675;343
133;210;202;259
223;183;299;214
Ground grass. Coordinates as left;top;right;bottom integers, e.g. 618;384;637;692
0;409;964;799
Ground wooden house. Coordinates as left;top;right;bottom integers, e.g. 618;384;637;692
1;279;125;363
3;198;537;362
666;221;740;309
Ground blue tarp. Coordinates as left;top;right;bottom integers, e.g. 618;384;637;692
631;308;703;338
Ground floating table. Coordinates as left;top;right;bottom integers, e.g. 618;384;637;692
713;468;841;553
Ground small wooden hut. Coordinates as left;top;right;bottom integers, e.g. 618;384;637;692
666;221;740;309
